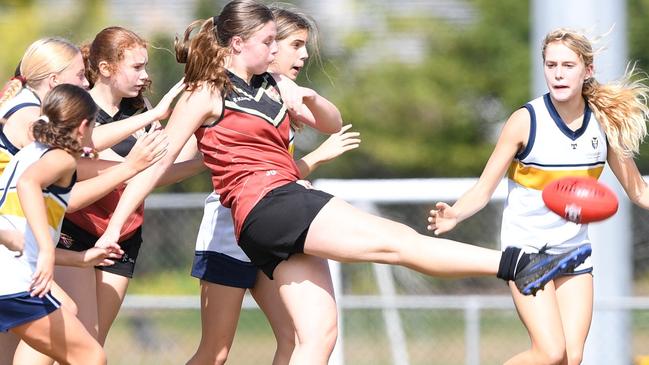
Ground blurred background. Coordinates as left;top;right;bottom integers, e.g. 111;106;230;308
1;0;649;364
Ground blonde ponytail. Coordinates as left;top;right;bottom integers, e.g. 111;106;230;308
0;77;26;111
583;67;649;158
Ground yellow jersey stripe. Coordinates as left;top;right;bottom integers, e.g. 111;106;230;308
0;191;66;230
0;150;11;175
507;161;604;190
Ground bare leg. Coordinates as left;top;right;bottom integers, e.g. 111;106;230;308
0;332;19;364
55;266;99;337
555;274;593;365
273;254;337;365
95;270;129;345
13;281;80;365
304;198;501;276
251;270;297;365
505;281;567;365
10;307;106;365
186;281;246;365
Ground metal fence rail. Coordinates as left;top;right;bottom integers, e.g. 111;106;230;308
112;179;649;365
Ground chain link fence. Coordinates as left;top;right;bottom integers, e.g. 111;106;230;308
103;182;649;365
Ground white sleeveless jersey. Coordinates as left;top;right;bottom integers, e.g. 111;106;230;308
501;94;607;256
0;88;41;174
0;143;74;295
194;125;297;261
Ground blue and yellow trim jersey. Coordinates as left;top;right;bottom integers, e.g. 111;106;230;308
0;88;40;175
0;142;75;295
501;94;607;253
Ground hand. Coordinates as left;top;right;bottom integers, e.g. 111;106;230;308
95;229;121;251
30;250;54;298
274;74;316;117
312;124;361;163
0;229;24;255
427;202;459;235
125;129;168;173
151;78;185;121
82;244;124;267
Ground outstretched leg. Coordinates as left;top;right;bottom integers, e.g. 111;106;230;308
304;197;502;276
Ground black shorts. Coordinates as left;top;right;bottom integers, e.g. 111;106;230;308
57;219;143;278
239;182;333;279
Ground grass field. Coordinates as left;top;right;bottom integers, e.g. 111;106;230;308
104;306;649;365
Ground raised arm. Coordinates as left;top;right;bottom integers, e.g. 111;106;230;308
95;85;221;248
273;73;342;134
67;130;168;212
295;124;360;178
428;107;529;235
91;79;185;151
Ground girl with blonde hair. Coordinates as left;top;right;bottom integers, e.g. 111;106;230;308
0;35;174;363
429;28;649;364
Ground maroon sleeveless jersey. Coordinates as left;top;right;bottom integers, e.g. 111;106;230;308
64;100;146;242
195;71;300;238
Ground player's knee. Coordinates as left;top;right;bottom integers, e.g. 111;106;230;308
201;346;230;365
213;349;229;365
379;227;421;265
298;316;337;351
565;348;583;365
274;327;296;352
536;347;567;365
79;345;106;365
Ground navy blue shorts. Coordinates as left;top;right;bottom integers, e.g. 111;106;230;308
0;291;61;332
191;251;257;289
239;182;333;279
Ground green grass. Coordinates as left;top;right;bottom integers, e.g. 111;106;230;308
128;269;199;295
104;306;649;365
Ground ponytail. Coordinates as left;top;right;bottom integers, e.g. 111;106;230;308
176;1;274;92
583;66;649;158
32;117;83;156
175;17;230;92
0;77;26;111
32;84;98;157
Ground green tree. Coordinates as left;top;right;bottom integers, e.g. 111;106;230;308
302;0;530;179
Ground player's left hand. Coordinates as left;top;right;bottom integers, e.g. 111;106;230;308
30;251;54;298
427;202;459;235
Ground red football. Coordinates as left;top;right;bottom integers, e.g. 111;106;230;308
542;176;618;224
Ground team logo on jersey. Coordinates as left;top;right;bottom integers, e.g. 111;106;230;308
571;143;578;150
592;137;599;149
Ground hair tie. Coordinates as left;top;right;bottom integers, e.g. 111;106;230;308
11;75;27;85
38;115;50;123
81;147;98;159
